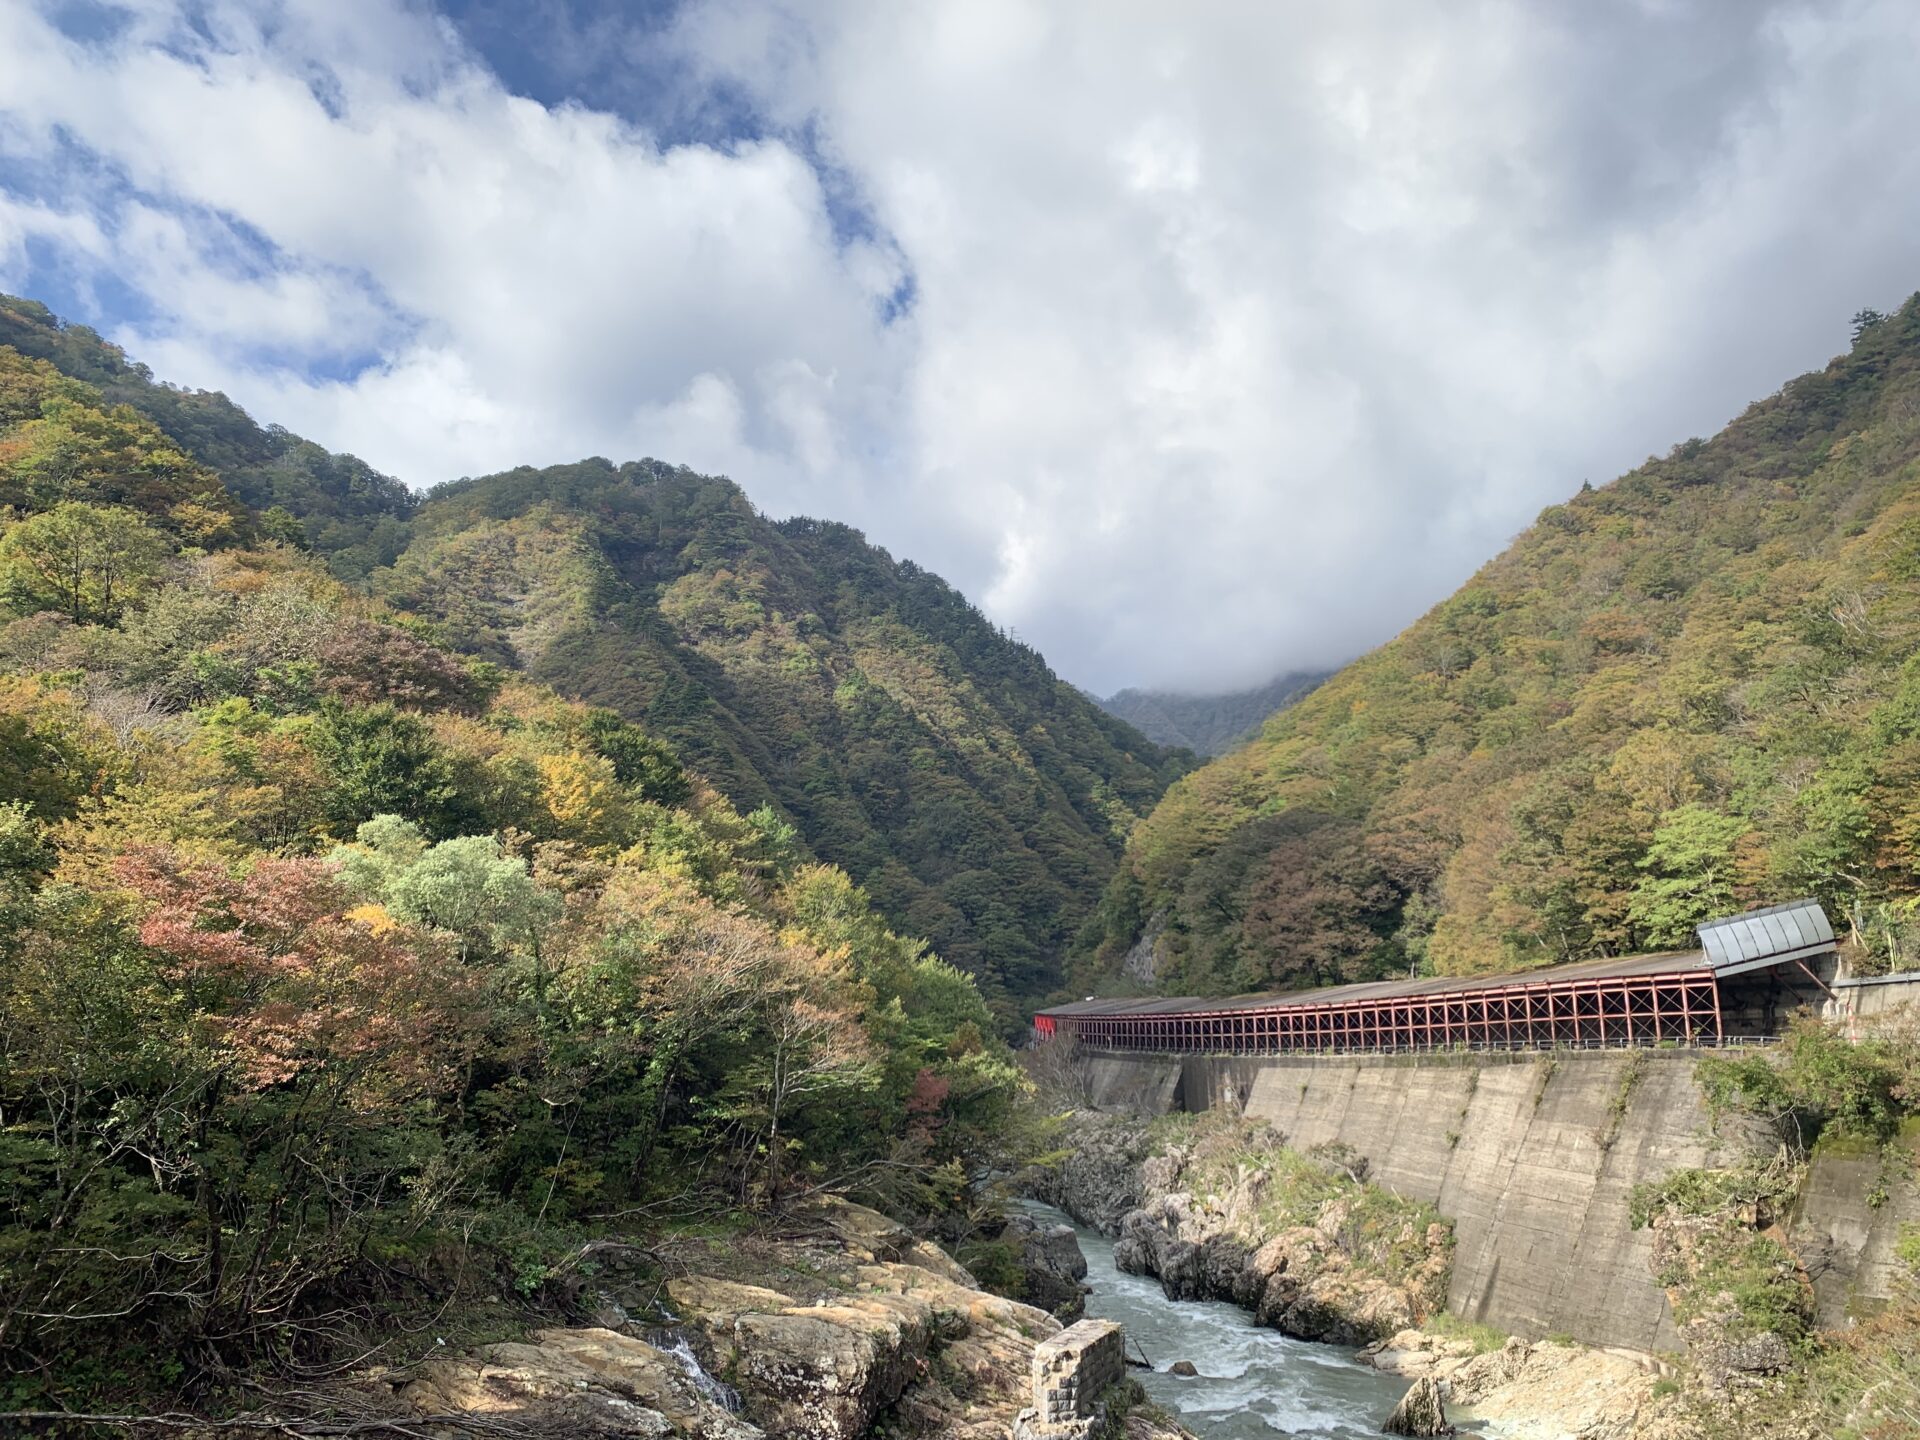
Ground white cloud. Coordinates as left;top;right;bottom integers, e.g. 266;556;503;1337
0;0;898;497
2;0;1919;694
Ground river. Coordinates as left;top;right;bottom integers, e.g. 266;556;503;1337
1023;1202;1488;1439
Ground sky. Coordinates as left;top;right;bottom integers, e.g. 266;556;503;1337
2;2;1918;696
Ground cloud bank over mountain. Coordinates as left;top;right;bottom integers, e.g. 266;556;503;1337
4;0;1918;692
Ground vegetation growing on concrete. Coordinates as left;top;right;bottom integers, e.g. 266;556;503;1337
1631;1154;1813;1345
1627;1156;1803;1233
1697;1014;1919;1146
1633;1016;1920;1438
1660;1226;1813;1347
1898;1221;1920;1273
1598;1051;1646;1151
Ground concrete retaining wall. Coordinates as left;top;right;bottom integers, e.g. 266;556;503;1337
1836;971;1920;1025
1083;1054;1183;1114
1082;1049;1767;1352
1792;1123;1920;1327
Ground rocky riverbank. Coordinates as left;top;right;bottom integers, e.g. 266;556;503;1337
1029;1111;1451;1347
1026;1110;1716;1440
382;1196;1192;1440
1359;1328;1693;1440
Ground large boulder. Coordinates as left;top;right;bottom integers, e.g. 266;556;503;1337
667;1275;932;1440
399;1326;762;1439
664;1254;1073;1440
1361;1330;1682;1440
1381;1375;1452;1437
1004;1212;1091;1317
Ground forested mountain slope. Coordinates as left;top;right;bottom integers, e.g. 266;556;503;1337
1081;296;1920;998
1099;669;1328;755
381;461;1187;1004
0;296;417;578
0;330;1032;1405
0;295;1185;1009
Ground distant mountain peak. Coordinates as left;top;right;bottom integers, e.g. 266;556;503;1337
1098;669;1330;755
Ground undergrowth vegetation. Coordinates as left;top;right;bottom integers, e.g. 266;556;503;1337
1631;1017;1920;1437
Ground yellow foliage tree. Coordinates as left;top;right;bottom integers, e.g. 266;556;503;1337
537;748;630;848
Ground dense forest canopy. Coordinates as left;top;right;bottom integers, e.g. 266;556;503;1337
0;307;1037;1400
1078;296;1920;1000
0;296;417;580
378;460;1188;1010
0;296;1187;1018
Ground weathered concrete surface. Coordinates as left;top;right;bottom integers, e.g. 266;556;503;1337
1082;1050;1767;1352
1022;1318;1126;1432
1792;1123;1920;1327
1085;1054;1182;1113
1833;971;1920;1025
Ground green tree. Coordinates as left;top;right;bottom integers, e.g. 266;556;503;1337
332;815;559;965
307;700;461;836
0;501;173;622
582;707;690;805
1627;805;1749;948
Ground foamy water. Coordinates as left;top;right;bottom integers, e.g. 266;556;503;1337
1019;1201;1486;1439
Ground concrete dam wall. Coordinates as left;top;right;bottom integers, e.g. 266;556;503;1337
1080;1049;1761;1352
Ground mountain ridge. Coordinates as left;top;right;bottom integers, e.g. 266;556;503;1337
0;294;1186;1010
1098;669;1330;755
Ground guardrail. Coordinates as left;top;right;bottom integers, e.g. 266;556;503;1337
1069;1033;1781;1059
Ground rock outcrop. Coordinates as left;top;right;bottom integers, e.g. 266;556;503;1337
1380;1375;1451;1437
1359;1329;1690;1440
1003;1212;1091;1318
1037;1113;1451;1347
393;1198;1192;1440
665;1274;933;1440
1111;1189;1446;1345
1026;1114;1151;1235
1644;1205;1807;1391
399;1326;763;1439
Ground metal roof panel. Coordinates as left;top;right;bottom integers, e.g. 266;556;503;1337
1038;948;1708;1019
1696;899;1833;974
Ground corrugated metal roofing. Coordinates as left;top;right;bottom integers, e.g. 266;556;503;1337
1696;899;1834;973
1038;947;1707;1019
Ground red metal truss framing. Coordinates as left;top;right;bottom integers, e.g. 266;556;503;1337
1037;971;1723;1055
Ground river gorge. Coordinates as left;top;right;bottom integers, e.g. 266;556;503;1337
1023;1200;1432;1439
